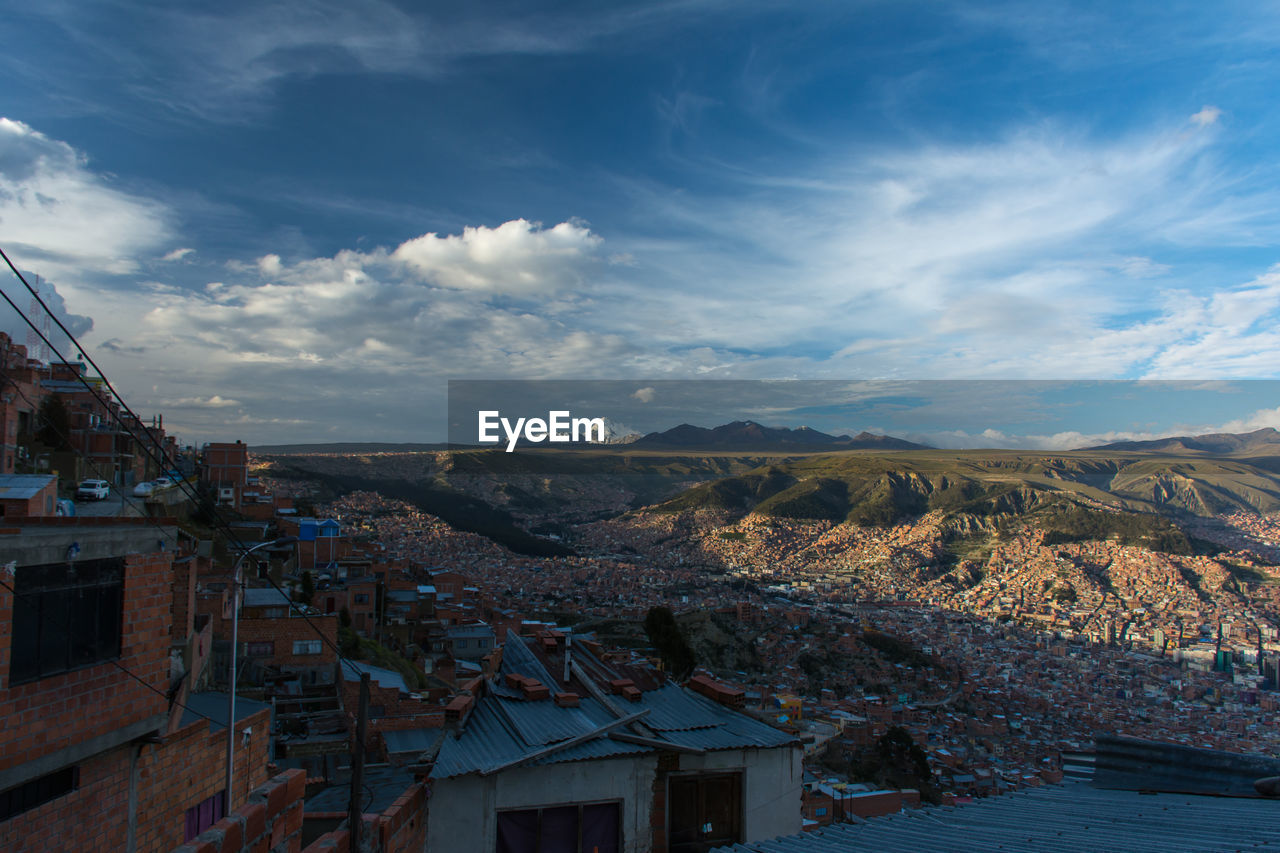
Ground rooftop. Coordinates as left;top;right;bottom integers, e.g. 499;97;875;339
0;474;55;501
430;636;796;780
724;782;1280;853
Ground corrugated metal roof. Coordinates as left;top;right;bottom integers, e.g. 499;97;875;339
0;474;55;500
340;659;409;693
242;587;291;609
181;691;271;732
305;766;414;814
632;683;729;732
383;727;446;755
498;634;561;687
432;638;797;780
722;782;1280;853
493;694;614;747
430;698;650;779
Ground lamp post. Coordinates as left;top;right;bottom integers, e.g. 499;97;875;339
225;536;298;813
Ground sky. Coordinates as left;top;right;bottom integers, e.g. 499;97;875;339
3;1;1280;447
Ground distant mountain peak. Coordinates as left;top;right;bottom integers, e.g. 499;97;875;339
1088;427;1280;454
631;421;930;451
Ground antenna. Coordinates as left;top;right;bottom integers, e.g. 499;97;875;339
24;274;52;364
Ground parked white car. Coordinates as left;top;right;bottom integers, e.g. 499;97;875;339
76;479;110;500
132;480;157;497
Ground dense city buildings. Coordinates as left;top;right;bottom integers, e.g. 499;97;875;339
7;410;1280;850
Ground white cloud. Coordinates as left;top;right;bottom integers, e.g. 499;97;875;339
171;395;240;408
1191;105;1223;127
161;247;195;262
1215;406;1280;434
1116;256;1170;278
391;219;603;294
632;386;657;403
0;117;172;278
256;253;283;276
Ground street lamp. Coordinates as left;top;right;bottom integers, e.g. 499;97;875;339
225;535;298;813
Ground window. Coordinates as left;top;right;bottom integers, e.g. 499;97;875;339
496;802;619;853
245;641;274;657
669;773;742;853
9;558;123;685
184;791;225;841
292;639;322;656
815;807;827;816
0;766;79;822
354;593;369;604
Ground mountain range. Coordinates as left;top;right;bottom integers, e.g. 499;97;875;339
629;420;930;452
1088;427;1280;455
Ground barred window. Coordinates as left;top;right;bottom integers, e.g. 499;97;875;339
9;558;123;685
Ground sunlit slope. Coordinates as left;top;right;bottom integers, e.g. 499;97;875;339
647;450;1280;522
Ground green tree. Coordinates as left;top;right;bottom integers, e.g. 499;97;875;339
35;394;71;451
643;606;697;680
298;570;315;604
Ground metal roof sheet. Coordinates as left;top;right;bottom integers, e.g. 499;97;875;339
382;727;446;755
493;695;615;747
433;639;797;780
498;633;560;687
632;683;729;732
242;587;291;609
340;659;409;693
723;782;1280;853
430;698;651;779
180;691;271;732
0;474;55;500
305;766;414;814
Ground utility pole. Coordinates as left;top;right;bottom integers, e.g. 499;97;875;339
349;672;370;851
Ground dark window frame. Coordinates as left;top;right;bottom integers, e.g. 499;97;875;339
0;766;79;823
9;557;124;686
245;641;275;658
495;799;621;853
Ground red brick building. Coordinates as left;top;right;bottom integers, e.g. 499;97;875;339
0;474;57;519
201;441;249;508
0;518;273;851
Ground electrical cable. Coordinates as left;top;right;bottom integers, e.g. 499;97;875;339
0;574;220;727
0;248;353;664
0;355;182;542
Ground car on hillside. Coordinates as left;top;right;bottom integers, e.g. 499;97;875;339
75;479;110;501
132;480;157;497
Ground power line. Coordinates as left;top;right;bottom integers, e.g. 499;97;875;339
0;352;184;543
0;573;220;728
0;245;354;665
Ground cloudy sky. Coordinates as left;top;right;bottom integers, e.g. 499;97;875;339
3;1;1280;446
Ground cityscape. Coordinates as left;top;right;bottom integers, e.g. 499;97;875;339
7;2;1280;851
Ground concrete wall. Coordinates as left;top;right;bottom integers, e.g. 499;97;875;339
427;754;660;853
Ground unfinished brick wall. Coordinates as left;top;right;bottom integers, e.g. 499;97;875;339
237;614;337;672
137;705;274;852
171;768;306;853
0;706;273;853
295;783;426;853
0;744;134;851
0;551;172;777
374;783;426;853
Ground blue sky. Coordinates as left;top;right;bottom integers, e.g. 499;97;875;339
2;1;1280;445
